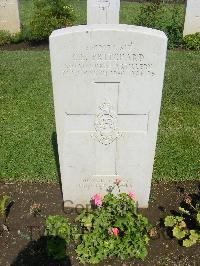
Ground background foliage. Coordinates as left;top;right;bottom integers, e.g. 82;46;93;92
27;0;75;41
183;33;200;50
136;3;184;48
0;0;190;49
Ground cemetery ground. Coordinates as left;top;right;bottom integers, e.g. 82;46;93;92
0;181;199;266
0;1;200;265
1;178;200;266
0;48;200;266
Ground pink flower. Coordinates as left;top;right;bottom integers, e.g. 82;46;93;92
108;227;119;236
91;194;103;206
128;192;136;201
112;227;119;236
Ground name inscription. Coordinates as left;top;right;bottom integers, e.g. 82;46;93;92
63;41;156;78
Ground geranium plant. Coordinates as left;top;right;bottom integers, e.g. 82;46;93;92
44;215;74;260
164;194;200;247
75;191;150;264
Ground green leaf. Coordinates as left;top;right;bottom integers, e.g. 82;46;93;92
44;215;72;243
81;214;94;228
179;207;190;215
114;217;128;229
172;226;186;240
183;238;194;247
189;230;199;242
0;195;10;217
47;236;66;260
164;216;177;227
183;230;199;247
176;216;184;222
197;212;200;224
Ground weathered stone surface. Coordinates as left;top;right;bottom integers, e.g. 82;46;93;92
50;25;167;208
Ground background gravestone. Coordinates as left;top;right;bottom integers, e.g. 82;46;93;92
50;24;167;208
0;0;20;34
87;0;120;24
183;0;200;36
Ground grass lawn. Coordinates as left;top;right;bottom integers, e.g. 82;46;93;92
0;50;199;182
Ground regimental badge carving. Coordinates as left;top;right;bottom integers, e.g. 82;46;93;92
97;0;110;10
92;101;122;145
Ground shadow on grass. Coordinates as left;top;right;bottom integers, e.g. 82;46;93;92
52;132;63;198
11;236;71;266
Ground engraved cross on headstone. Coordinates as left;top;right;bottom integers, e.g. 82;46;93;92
87;0;120;24
65;82;148;175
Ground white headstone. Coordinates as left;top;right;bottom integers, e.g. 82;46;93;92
50;25;167;208
0;0;20;34
183;0;200;36
87;0;120;24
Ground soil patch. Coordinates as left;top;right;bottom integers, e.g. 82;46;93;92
0;41;49;51
0;181;199;266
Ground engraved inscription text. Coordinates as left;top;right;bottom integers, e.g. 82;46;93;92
63;41;155;78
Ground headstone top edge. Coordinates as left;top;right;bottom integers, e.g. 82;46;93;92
50;25;167;40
